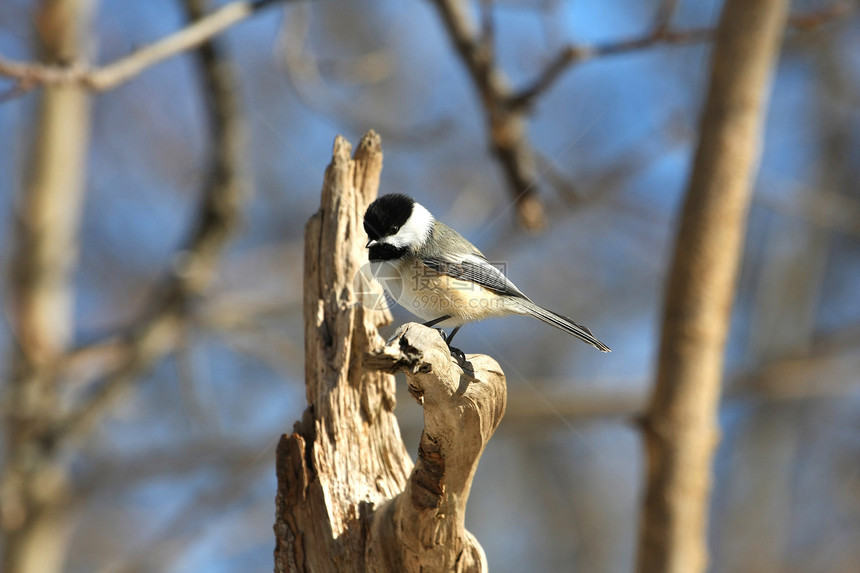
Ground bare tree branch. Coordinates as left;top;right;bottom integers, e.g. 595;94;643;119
1;1;95;571
429;0;850;230
509;2;852;111
429;0;547;230
478;0;496;61
51;0;248;447
274;131;503;572
637;0;791;571
274;152;506;569
509;27;714;112
0;0;286;94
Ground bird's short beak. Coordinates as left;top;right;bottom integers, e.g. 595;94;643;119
366;239;378;248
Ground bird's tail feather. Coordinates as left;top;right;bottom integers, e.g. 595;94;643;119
514;300;611;352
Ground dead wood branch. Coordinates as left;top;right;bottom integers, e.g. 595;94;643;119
392;326;860;434
636;1;791;572
0;0;286;94
273;131;411;573
273;133;505;572
365;324;506;573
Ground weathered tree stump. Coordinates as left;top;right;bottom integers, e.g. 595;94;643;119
274;132;506;573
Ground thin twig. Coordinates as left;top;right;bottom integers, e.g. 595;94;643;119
53;0;248;447
509;27;713;111
509;2;852;111
0;0;285;94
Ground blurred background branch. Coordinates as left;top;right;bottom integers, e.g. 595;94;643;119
638;0;790;571
1;1;94;571
429;0;549;230
509;1;850;111
0;0;286;95
54;0;249;446
427;0;852;231
2;0;248;571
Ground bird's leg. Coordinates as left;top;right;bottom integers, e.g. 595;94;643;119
444;327;467;365
422;315;451;328
448;346;466;366
445;327;461;345
421;317;465;365
423;315;451;342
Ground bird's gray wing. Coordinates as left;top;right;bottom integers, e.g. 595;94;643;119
416;220;530;299
421;253;530;300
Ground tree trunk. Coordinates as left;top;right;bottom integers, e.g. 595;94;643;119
636;1;789;572
273;132;505;572
1;2;93;573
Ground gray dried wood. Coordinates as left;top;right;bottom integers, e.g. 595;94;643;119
274;132;506;573
365;324;506;573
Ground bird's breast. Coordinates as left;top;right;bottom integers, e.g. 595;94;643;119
376;257;509;324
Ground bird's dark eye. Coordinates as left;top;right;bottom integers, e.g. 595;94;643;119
390;225;400;234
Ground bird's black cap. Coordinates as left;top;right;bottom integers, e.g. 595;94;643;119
363;193;415;240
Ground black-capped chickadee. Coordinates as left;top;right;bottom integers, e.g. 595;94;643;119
363;193;610;353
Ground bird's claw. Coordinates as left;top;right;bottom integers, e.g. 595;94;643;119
449;345;466;366
427;326;465;365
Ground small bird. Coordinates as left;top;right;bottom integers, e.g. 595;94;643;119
363;193;610;353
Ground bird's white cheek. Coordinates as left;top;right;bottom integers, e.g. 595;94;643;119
391;203;433;248
384;231;416;249
383;235;404;248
